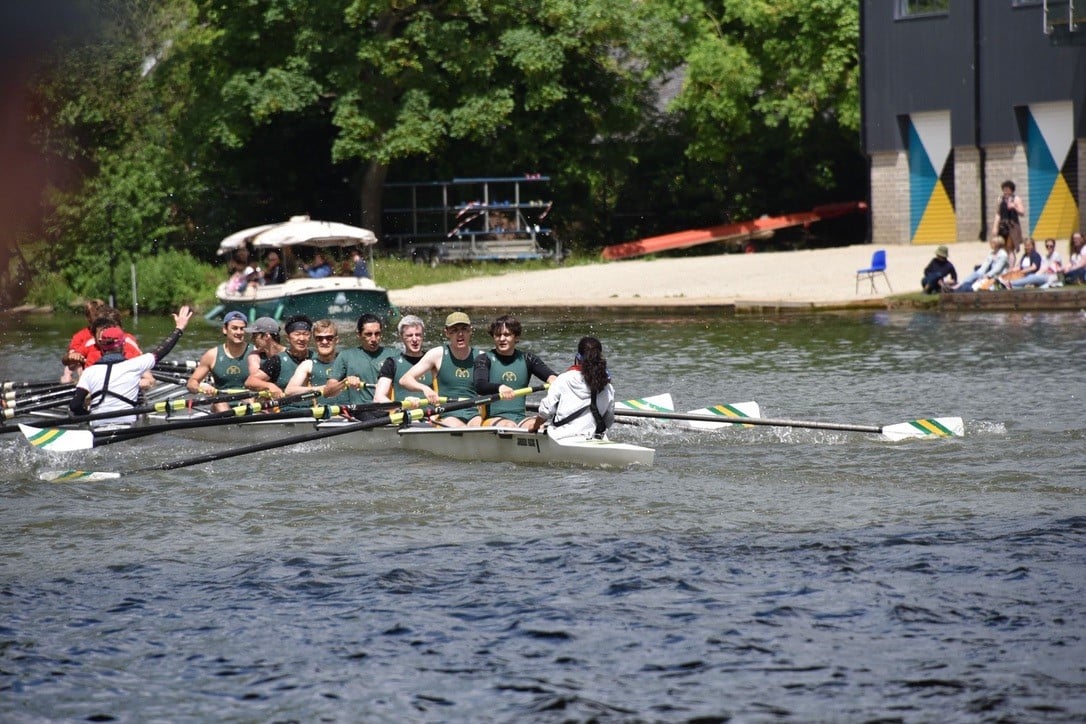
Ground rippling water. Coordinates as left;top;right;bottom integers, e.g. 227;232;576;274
2;310;1085;721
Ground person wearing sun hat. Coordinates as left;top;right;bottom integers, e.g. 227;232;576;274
921;244;957;294
397;311;481;426
185;310;255;410
70;305;196;425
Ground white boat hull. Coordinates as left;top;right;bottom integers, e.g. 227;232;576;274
152;413;405;451
397;426;654;468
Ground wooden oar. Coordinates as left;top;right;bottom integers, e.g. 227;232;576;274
37;386;546;481
610;408;964;440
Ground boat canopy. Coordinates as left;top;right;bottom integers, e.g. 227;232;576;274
218;215;378;255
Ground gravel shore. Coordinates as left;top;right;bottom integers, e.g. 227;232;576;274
388;241;986;311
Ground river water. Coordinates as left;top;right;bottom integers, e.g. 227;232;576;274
1;309;1084;721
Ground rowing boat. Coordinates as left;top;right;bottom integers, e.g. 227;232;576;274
397;426;655;468
160;414;406;451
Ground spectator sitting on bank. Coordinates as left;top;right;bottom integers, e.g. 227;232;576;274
1006;237;1064;289
949;237;1009;292
304;252;333;278
998;237;1041;288
1063;231;1086;285
921;245;957;293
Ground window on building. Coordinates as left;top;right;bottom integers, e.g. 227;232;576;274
896;0;950;18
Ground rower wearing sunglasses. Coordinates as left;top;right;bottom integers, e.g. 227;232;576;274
285;319;347;406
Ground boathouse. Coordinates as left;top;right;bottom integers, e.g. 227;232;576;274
861;0;1086;246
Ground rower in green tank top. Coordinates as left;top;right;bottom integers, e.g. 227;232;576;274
398;311;480;426
373;315;433;404
284;319;348;408
473;314;557;427
186;310;254;412
245;314;316;408
328;313;397;405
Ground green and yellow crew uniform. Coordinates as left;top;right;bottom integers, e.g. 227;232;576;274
473;350;556;423
260;349;315;409
377;353;431;402
309;354;345;406
435;344;479;422
331;346;397;405
210;342;252;391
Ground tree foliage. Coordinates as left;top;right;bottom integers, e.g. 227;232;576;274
19;0;865;309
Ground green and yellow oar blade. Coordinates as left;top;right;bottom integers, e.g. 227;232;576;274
881;416;964;441
683;401;762;429
615;393;673;413
40;469;122;482
19;424;96;452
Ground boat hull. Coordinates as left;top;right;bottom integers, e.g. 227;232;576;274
397;426;654;468
152;414;405;452
213;277;397;325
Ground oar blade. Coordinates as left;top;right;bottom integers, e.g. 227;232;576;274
19;424;95;452
682;401;762;430
881;416;964;441
615;393;674;413
39;469;122;482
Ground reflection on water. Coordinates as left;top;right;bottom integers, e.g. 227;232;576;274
1;310;1085;720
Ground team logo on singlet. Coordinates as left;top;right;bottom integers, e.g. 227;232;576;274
501;371;518;383
455;368;470;378
226;364;242;376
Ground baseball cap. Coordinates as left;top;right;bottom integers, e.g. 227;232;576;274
935;245;949;259
223;311;248;326
244;316;280;334
445;312;471;327
99;326;124;349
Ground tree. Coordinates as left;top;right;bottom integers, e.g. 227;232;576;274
666;0;863;218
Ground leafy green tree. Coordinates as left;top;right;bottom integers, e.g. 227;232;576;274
665;0;862;217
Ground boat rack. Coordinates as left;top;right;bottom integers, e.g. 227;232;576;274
383;176;562;265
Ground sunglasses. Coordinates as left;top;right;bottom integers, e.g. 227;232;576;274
315;334;337;342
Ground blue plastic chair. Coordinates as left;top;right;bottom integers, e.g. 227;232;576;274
856;249;892;294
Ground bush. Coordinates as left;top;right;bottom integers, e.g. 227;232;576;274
24;248;221;314
123;249;221;313
23;270;76;310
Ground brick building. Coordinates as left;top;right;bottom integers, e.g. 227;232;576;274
861;0;1085;246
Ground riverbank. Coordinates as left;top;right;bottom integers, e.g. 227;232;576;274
388;240;1086;314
